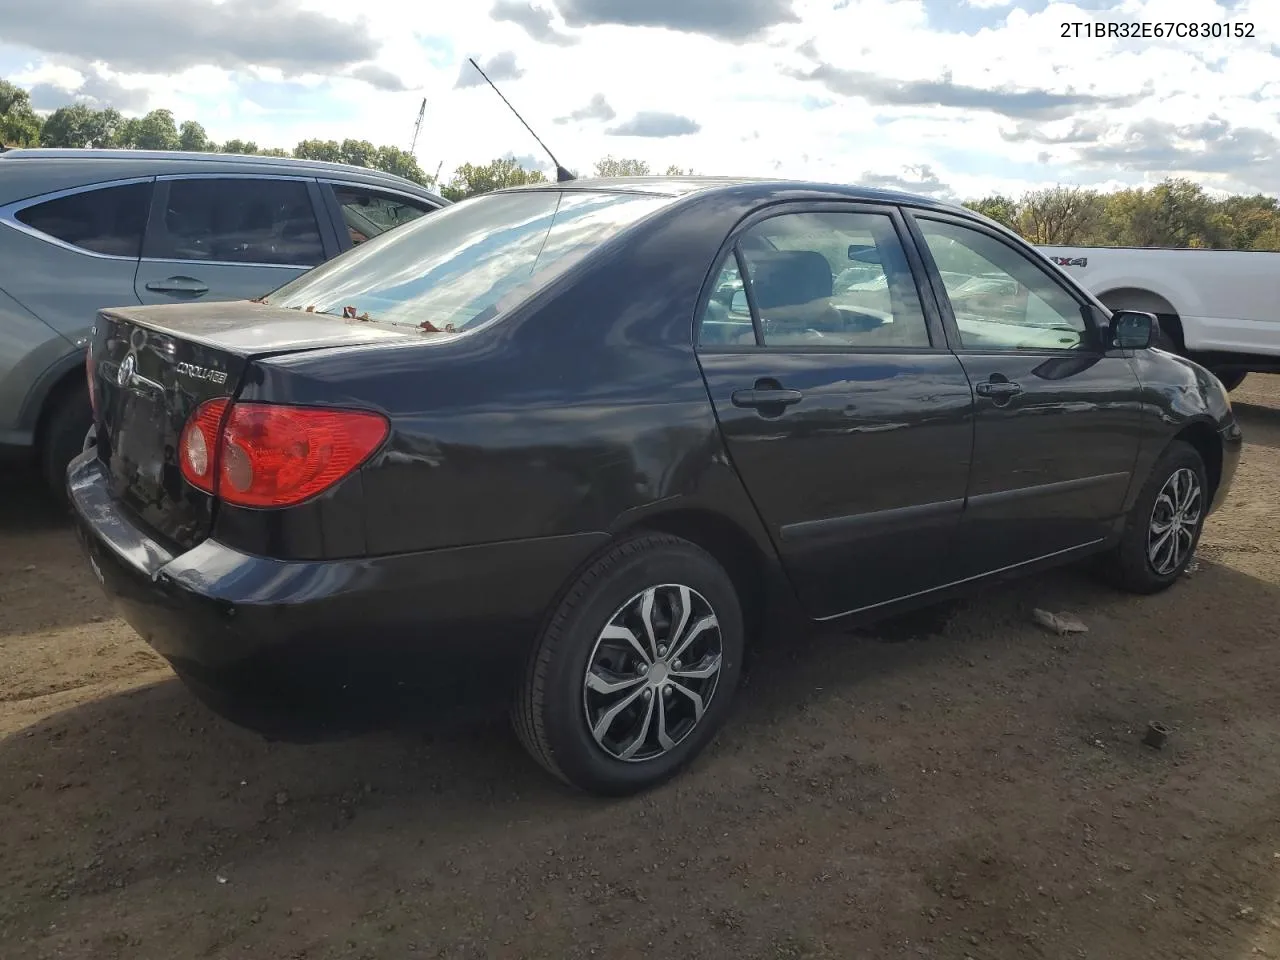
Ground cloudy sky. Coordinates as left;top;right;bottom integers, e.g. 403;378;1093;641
2;0;1277;199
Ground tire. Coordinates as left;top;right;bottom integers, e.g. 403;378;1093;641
1100;440;1208;594
513;533;745;796
39;381;92;507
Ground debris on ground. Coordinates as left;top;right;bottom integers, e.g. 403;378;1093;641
1032;608;1089;635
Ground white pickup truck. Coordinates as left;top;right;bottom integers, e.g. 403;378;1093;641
1038;245;1280;390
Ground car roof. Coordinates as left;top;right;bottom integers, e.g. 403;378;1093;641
0;148;448;206
499;174;969;215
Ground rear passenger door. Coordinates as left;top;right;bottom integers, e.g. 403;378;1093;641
318;181;439;250
696;203;976;621
134;176;333;305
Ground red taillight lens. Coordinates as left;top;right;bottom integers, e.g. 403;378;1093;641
178;401;387;508
179;398;230;493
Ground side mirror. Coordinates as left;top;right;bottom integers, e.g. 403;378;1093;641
730;290;749;315
1109;309;1155;350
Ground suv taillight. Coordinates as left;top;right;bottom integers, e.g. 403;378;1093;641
178;400;388;508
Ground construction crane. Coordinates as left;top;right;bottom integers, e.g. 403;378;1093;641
409;97;426;155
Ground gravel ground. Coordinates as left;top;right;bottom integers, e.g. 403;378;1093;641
2;376;1278;960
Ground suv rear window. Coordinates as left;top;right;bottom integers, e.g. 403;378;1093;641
265;189;675;331
15;181;153;258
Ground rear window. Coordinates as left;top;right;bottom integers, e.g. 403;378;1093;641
15;181;153;257
264;189;676;331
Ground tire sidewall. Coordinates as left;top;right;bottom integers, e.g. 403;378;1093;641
41;383;92;503
540;541;744;795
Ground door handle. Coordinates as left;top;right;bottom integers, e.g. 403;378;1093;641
731;388;804;409
975;379;1023;400
145;276;209;295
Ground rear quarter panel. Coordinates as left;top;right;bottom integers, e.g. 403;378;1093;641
0;286;74;441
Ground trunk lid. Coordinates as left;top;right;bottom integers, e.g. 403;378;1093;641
90;300;421;551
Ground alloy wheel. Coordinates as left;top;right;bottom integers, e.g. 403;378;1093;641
582;584;723;763
1147;466;1202;576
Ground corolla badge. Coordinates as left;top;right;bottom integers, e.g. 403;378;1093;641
117;353;136;387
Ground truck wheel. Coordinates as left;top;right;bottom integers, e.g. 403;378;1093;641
1210;369;1247;392
513;533;744;796
39;381;92;507
1099;440;1207;595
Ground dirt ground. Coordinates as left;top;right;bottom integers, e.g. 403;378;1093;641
2;379;1279;960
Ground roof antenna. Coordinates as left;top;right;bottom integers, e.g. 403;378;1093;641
467;57;575;183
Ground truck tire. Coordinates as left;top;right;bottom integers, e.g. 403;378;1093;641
1210;369;1247;392
39;381;92;507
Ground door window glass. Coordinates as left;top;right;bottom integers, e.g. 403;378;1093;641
332;185;432;245
716;211;931;348
15;181;152;257
698;255;756;345
916;218;1092;351
147;178;325;266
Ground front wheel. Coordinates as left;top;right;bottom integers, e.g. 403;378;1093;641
1099;440;1208;594
513;533;744;796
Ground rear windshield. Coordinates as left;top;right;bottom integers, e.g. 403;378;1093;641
264;189;676;331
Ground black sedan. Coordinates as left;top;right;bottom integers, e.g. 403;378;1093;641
69;176;1242;795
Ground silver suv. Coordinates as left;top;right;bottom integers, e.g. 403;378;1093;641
0;148;448;500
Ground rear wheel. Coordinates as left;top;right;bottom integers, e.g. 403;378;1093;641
39;381;92;507
1100;440;1208;594
513;533;744;795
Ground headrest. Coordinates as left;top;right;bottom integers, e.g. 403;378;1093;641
750;250;833;310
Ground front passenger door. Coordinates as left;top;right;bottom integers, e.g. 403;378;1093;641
909;213;1144;575
134;176;332;305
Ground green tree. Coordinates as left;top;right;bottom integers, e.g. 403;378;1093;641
118;109;179;150
374;145;428;184
1015;185;1106;245
39;104;122;148
441;157;547;201
0;79;42;146
178;120;211;152
964;195;1018;230
293;138;343;163
220;138;262;155
663;164;694;176
594;156;650;177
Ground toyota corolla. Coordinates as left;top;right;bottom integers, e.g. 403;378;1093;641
69;177;1242;795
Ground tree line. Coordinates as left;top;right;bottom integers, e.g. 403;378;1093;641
4;80;1278;249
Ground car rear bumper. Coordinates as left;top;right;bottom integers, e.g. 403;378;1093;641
67;452;606;699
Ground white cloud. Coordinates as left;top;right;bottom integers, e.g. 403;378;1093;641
4;0;1279;198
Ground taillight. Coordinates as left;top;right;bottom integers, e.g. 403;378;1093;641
177;400;387;508
179;398;230;493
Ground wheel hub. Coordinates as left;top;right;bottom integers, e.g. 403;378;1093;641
1147;466;1202;577
582;583;723;763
